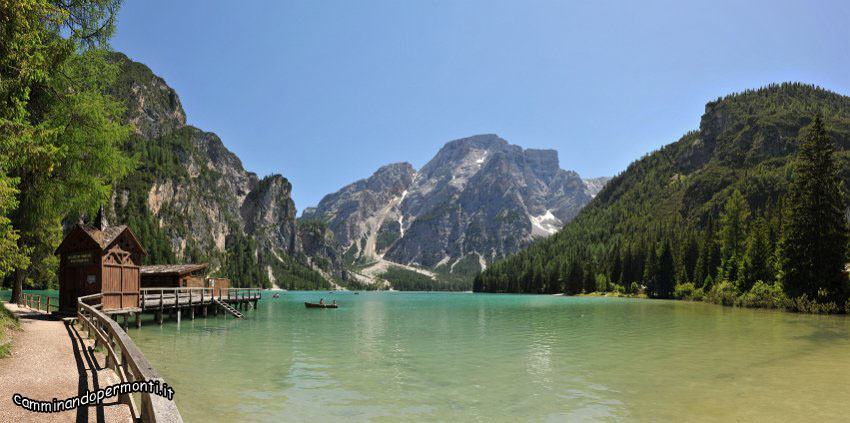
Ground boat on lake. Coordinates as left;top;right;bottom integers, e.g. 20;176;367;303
272;293;280;298
305;302;338;309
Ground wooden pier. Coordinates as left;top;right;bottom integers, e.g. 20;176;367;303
86;287;262;329
135;287;261;326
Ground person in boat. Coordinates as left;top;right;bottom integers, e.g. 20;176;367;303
319;298;325;305
332;300;336;306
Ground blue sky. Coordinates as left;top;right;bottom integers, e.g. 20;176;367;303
111;0;850;212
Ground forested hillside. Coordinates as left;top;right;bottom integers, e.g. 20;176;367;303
475;83;850;313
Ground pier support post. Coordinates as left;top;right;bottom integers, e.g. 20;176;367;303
203;305;208;317
157;310;163;325
122;314;129;332
135;312;141;328
176;308;181;324
170;307;175;320
190;306;195;320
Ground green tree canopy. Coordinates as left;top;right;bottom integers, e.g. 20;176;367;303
1;0;131;301
777;117;850;304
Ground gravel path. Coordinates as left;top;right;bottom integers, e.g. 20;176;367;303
0;302;133;422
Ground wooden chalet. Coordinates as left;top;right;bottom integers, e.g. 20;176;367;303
54;207;146;314
140;263;208;288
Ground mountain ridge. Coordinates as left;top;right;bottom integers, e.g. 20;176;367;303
304;133;608;288
106;52;346;289
474;82;850;295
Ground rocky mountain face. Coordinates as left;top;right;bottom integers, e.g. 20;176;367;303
107;52;344;288
303;134;607;282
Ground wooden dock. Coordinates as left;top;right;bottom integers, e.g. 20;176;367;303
91;287;262;328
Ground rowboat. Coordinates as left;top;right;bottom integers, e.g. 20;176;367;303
305;302;338;309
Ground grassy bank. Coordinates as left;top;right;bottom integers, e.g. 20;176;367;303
0;302;20;358
576;280;850;315
674;281;850;314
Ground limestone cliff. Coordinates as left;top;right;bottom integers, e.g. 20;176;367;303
107;52;341;288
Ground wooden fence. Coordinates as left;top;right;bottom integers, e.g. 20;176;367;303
17;293;59;313
77;294;183;423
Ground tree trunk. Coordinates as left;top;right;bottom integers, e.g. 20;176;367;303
10;268;25;304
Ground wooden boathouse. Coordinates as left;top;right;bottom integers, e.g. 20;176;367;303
54;208;146;315
55;208;261;326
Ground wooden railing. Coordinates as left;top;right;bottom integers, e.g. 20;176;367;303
17;293;60;313
139;287;262;308
77;294;183;423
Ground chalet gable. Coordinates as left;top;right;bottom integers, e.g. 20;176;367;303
55;223;147;256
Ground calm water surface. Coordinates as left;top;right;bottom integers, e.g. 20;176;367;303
7;290;850;421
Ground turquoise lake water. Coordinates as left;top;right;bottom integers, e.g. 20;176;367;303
117;291;850;422
4;290;850;421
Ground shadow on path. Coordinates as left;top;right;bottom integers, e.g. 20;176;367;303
64;322;109;423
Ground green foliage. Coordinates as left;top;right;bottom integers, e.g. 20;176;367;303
0;303;19;358
265;250;331;290
220;233;269;288
736;281;787;309
373;220;400;253
776;117;850;305
0;0;132;302
737;216;773;292
380;266;470;291
717;190;750;282
475;84;850;313
673;282;703;301
718;190;750;262
705;281;739;307
655;241;675;298
787;294;839;314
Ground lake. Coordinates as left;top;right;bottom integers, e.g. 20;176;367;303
112;291;849;422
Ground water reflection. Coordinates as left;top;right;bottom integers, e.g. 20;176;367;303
125;292;850;422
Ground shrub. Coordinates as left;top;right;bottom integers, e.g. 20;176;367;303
705;281;738;306
789;294;839;314
596;274;610;292
0;304;20;358
629;282;639;295
674;282;695;300
737;281;789;309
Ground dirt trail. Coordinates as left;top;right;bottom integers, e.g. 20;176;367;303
0;303;133;422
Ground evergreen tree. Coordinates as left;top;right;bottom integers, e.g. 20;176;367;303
737;216;773;291
583;262;597;293
682;231;699;283
611;245;623;287
620;246;634;287
642;244;658;293
777;117;850;304
717;190;750;283
655;240;675;298
565;258;584;295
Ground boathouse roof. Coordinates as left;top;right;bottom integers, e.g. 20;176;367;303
54;223;147;255
140;263;209;276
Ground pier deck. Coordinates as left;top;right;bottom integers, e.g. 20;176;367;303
92;288;262;327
